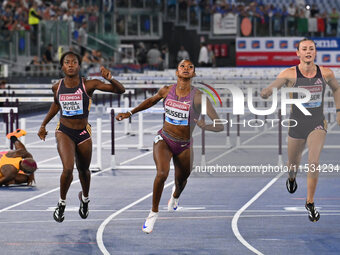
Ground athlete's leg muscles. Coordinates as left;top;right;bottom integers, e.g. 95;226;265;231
287;136;306;180
306;129;326;203
172;147;193;199
56;132;76;200
75;139;92;198
152;140;172;212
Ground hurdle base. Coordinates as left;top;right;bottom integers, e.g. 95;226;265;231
111;155;116;170
200;155;206;167
278;155;283;166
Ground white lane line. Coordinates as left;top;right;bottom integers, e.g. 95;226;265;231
231;147;309;254
3;212;340;225
102;135;129;146
0;187;61;214
102;123;163;146
37;156;60;164
231;147;296;254
26;136;55;145
96;180;174;255
0;167;113;214
115;130;200;166
231;171;284;255
119;151;153;165
327;122;337;132
4;209;340;213
208;124;276;164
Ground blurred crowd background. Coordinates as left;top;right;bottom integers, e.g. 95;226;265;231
0;0;339;79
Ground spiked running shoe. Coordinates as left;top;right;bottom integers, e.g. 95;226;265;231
53;202;66;223
305;202;320;222
6;129;27;139
78;192;90;219
142;210;158;234
167;185;179;211
286;178;297;194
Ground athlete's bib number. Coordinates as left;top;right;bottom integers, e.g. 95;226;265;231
300;85;323;108
165;99;190;125
59;94;83;116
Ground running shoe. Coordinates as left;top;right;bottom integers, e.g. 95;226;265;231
167;185;179;211
6;129;27;139
305;202;320;222
142;210;158;234
286;178;297;194
53;202;66;223
78;191;90;219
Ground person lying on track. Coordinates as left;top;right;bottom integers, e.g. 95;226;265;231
0;129;37;186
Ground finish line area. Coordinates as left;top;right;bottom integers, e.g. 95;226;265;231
1;69;340;254
1;110;340;255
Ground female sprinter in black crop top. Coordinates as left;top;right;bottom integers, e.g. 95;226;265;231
37;51;125;223
261;39;340;222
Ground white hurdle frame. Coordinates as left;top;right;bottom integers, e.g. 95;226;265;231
17;118;103;171
0;107;18;149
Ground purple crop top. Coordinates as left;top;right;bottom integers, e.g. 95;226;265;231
164;84;200;126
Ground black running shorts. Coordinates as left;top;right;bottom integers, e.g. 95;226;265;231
288;118;327;140
56;122;91;145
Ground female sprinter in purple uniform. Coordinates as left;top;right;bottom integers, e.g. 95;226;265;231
116;59;223;233
37;51;125;223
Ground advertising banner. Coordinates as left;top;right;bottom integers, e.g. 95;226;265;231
213;13;237;35
236;37;340;67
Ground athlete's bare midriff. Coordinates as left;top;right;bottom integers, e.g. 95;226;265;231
59;117;88;130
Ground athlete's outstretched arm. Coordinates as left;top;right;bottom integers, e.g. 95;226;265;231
86;66;125;95
323;67;340;125
116;86;169;121
37;84;60;141
261;68;292;99
193;91;224;132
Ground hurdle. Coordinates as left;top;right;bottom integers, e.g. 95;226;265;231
108;108;177;170
107;103;284;169
0;107;18;149
197;106;285;166
4;70;340;172
108;106;180;170
18;117;103;171
107;104;275;169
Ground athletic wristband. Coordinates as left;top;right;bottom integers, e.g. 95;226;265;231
10;136;18;143
337;109;340;112
128;111;133;116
